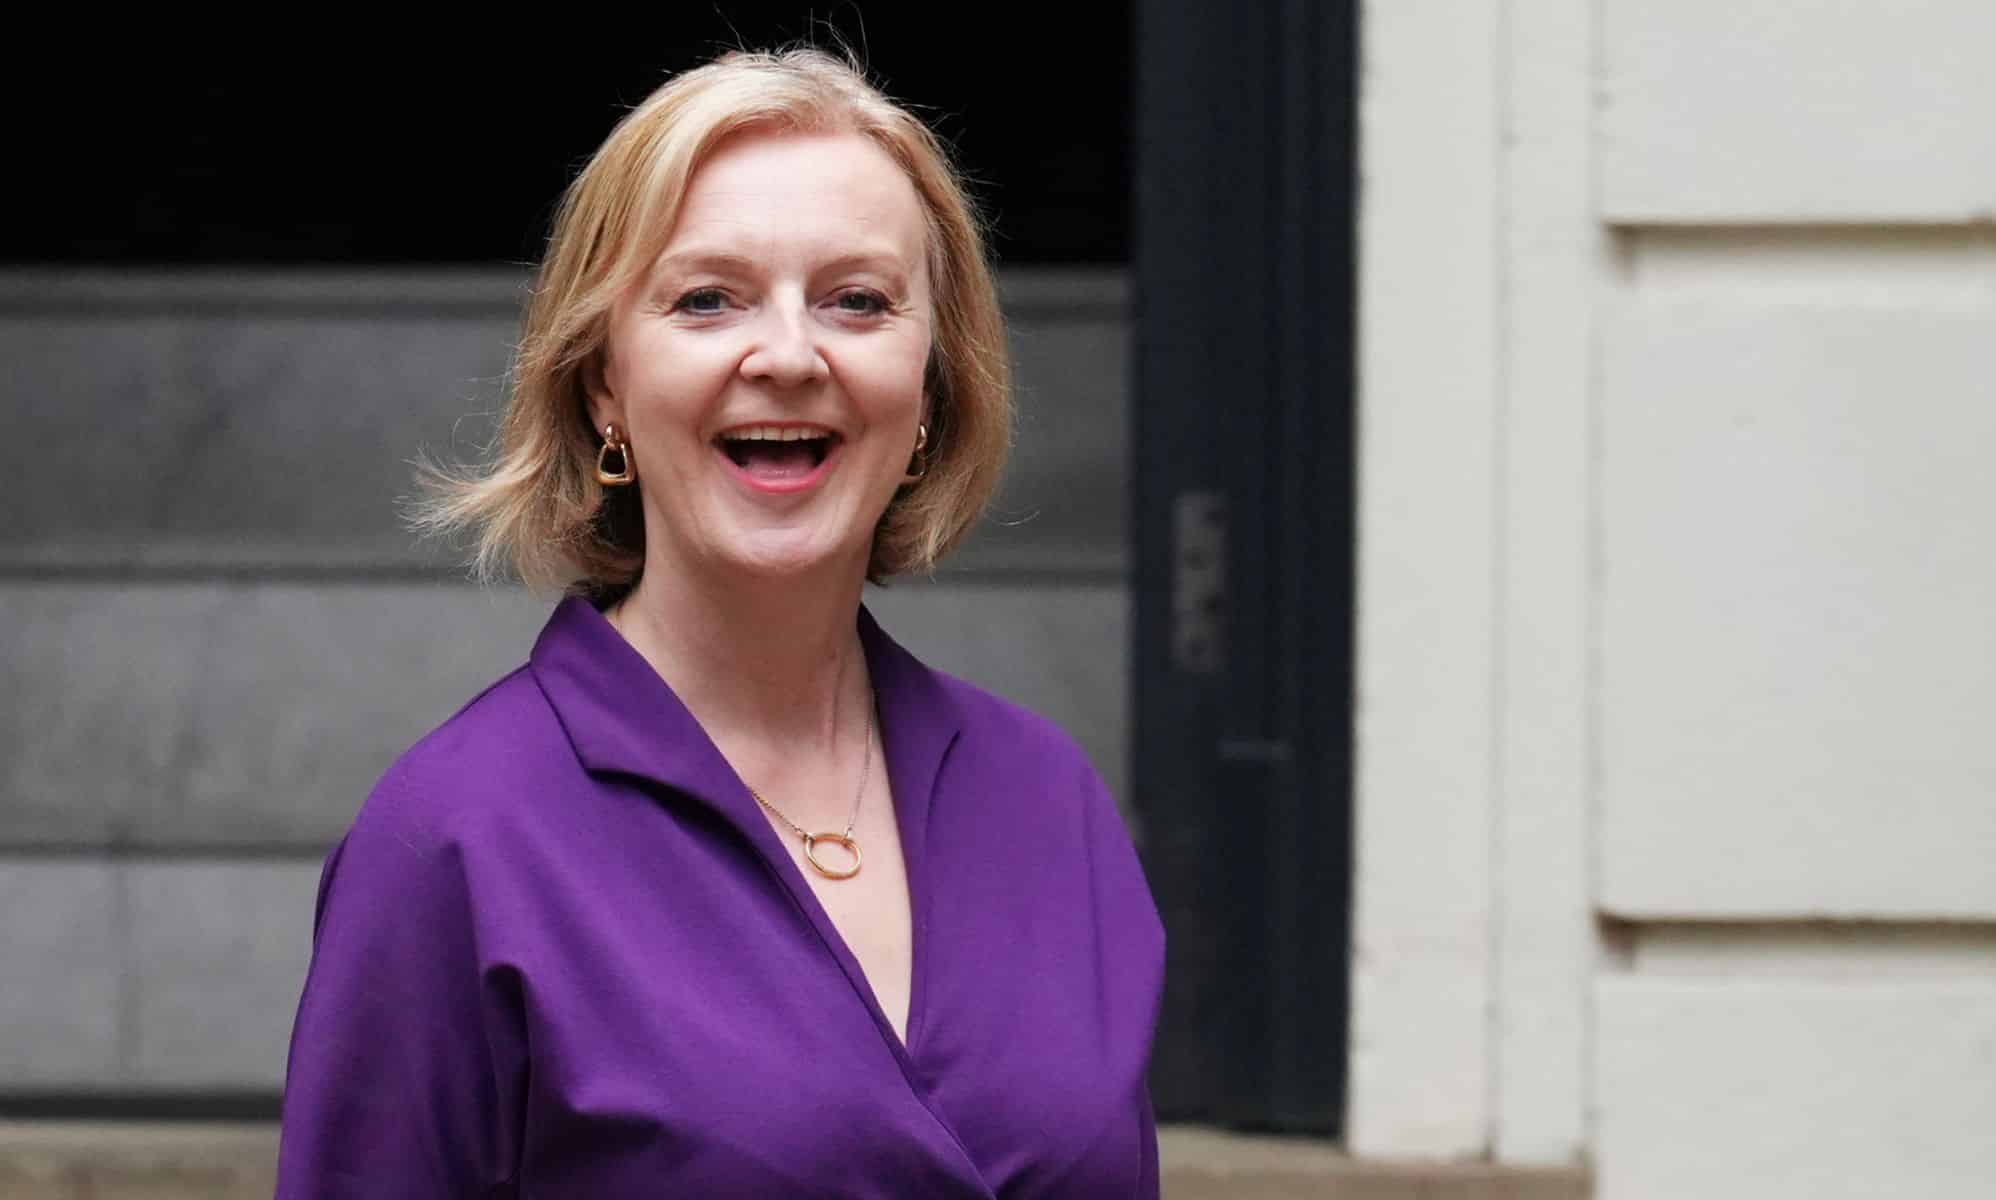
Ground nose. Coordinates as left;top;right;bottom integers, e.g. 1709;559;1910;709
739;293;829;387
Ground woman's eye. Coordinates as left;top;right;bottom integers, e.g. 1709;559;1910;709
833;290;889;316
673;288;729;314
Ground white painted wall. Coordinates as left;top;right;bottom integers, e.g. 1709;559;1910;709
1355;1;1996;1193
1351;0;1502;1158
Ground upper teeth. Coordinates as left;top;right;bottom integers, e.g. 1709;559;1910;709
722;425;827;442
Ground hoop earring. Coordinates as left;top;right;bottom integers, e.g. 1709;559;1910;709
595;424;634;486
901;423;929;483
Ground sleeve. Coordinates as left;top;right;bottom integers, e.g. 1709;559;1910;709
274;800;523;1198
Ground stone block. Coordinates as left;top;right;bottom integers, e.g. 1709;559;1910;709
0;862;121;1087
0;289;514;570
1599;1;1996;222
1;582;548;850
126;862;320;1089
1601;303;1996;917
974;298;1128;572
1597;976;1996;1199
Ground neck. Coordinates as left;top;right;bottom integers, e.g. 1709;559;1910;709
606;552;872;768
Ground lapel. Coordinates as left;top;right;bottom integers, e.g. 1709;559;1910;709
527;596;961;832
527;594;982;1172
527;595;746;812
526;597;964;1017
854;602;962;879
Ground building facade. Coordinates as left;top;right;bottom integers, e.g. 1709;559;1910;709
4;3;1993;1195
1354;2;1996;1195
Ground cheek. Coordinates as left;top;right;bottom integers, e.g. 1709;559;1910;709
851;337;931;414
620;342;730;427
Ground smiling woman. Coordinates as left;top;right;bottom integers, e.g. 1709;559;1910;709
414;51;1012;593
274;48;1164;1199
585;130;936;583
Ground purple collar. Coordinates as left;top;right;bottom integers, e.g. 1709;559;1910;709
526;595;963;880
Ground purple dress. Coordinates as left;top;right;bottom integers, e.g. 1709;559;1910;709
275;597;1165;1197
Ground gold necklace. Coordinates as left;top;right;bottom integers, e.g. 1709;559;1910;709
748;692;874;881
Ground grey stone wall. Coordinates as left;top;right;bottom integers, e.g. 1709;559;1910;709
0;268;1128;1098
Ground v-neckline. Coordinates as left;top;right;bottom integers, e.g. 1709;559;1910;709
741;698;926;1061
528;597;960;1069
732;695;991;1185
711;615;931;1062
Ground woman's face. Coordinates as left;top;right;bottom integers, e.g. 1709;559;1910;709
589;129;932;586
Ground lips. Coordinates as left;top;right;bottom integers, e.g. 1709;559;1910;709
714;423;841;492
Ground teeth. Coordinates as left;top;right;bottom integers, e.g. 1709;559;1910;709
720;425;831;443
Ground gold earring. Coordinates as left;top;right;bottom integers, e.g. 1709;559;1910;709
901;423;929;483
596;424;634;486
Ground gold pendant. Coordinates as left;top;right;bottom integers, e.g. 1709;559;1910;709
802;832;862;880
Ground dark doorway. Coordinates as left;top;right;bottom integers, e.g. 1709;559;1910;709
3;11;1128;267
1131;0;1359;1132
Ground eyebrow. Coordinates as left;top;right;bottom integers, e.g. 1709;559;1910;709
652;250;759;277
652;247;916;280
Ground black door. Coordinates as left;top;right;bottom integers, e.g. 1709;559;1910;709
1131;0;1359;1133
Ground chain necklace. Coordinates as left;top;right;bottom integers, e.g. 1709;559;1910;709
748;691;874;881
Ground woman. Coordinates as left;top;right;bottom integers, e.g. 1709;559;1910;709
275;48;1164;1197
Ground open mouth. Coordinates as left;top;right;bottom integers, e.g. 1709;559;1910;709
714;424;840;487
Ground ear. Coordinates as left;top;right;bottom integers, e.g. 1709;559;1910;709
582;350;622;438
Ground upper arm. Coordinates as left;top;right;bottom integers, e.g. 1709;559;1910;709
275;801;523;1197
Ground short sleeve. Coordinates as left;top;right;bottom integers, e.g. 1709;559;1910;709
275;797;523;1198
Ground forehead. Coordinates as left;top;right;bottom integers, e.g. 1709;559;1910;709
662;129;928;268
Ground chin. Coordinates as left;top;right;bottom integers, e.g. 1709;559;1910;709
718;530;869;581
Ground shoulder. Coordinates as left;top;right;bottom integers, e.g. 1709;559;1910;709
347;663;573;856
911;657;1166;955
925;664;1100;785
909;664;1139;863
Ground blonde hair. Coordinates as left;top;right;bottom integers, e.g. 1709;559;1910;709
415;48;1011;592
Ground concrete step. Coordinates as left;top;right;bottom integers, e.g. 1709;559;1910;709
1161;1127;1590;1198
0;1121;1590;1198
